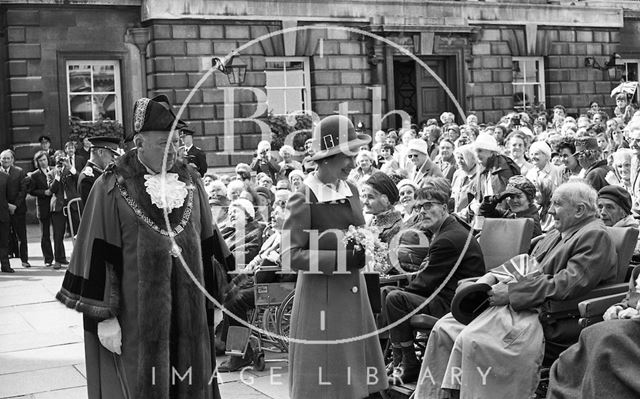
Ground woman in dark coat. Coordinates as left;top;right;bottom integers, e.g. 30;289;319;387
281;115;388;399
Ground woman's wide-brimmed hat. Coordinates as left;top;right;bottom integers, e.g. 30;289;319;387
308;115;371;161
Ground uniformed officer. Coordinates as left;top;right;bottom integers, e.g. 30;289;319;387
181;127;208;176
77;136;120;206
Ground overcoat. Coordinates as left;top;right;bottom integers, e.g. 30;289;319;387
281;175;388;399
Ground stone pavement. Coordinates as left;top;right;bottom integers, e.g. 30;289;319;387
0;225;289;399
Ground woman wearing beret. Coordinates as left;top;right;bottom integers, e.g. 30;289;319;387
282;115;388;398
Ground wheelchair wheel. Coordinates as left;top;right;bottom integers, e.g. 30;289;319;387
276;290;295;340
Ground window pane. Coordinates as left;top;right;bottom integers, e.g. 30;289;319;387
513;60;524;83
94;94;117;120
286;69;305;87
266;70;285;87
69;94;93;121
93;64;115;92
68;66;92;93
266;88;286;114
283;89;303;114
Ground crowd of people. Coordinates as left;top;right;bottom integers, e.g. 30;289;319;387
1;90;637;399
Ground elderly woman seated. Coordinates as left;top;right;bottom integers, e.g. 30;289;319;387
361;172;403;247
478;175;543;237
547;266;640;399
217;201;292;372
220;198;265;268
348;150;378;184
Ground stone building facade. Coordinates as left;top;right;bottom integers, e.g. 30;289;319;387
2;0;640;169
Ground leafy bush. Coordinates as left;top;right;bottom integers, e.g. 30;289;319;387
266;111;314;152
68;117;124;142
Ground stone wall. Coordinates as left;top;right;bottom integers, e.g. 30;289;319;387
3;6;139;166
146;21;372;167
469;26;620;123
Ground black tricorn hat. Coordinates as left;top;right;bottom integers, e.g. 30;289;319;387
451;282;492;325
128;95;187;141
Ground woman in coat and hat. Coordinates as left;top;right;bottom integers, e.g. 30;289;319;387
281;114;388;398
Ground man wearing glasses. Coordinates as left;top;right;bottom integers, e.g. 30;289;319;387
407;138;443;188
385;187;484;384
574;134;609;191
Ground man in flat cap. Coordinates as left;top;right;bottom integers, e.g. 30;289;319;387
597;185;638;229
57;95;232;399
77;136;121;207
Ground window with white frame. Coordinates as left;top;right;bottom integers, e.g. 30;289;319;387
265;57;311;115
512;57;545;112
66;60;122;122
617;59;639;103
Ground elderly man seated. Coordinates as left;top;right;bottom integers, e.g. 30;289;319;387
547;266;640;399
384;187;485;384
597;185;638;228
415;181;618;399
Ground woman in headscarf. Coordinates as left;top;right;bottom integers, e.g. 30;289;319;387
362;172;403;245
450;144;478;220
478;175;543;237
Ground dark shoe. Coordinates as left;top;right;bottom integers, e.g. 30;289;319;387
1;267;15;273
59;259;69;265
217;354;253;372
53;262;62;270
22;262;31;268
388;362;421;385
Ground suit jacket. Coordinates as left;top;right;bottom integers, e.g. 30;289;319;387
0;173;9;223
476;154;520;200
186;146;207;177
5;166;27;214
405;215;486;317
49;168;79;212
412;158;444;188
27;168;52;219
583;160;610;191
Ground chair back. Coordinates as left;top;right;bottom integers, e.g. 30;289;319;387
606;226;639;282
478;218;534;270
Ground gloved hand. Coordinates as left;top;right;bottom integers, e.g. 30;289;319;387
478;195;500;216
603;305;623;321
345;242;366;269
97;317;122;355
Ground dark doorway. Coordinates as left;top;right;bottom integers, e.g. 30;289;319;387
392;56;459;127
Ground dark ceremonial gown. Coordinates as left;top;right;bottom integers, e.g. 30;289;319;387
57;149;232;399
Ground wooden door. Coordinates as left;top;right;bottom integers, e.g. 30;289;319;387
415;57;450;124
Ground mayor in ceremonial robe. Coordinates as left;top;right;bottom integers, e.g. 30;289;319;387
56;95;232;399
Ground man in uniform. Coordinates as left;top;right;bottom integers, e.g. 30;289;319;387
57;95;232;399
181;128;208;177
77;136;120;206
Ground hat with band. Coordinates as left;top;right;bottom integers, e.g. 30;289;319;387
308;115;371;161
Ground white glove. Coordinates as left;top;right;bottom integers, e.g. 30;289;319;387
603;305;623;321
97;317;122;355
618;307;640;320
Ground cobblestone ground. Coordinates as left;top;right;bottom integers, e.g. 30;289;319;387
0;225;288;399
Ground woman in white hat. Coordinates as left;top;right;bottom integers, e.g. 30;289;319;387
281;114;388;398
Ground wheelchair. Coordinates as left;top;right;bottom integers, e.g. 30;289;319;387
225;266;296;371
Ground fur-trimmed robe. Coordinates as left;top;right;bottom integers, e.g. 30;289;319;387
57;149;233;399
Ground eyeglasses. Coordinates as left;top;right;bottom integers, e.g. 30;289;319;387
415;201;443;212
